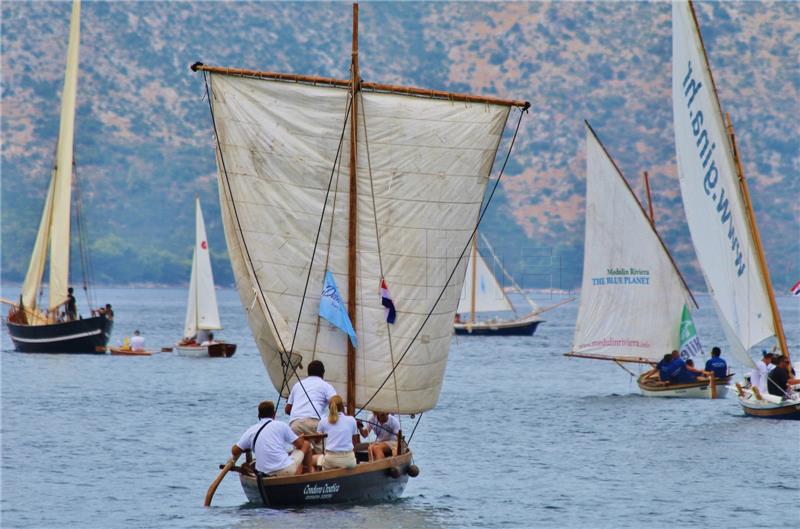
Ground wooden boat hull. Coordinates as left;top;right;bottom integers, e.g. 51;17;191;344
6;315;113;354
239;451;412;506
638;374;732;399
737;388;800;420
109;347;151;356
454;318;541;336
175;342;236;358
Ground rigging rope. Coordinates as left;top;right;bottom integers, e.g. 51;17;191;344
72;158;95;310
202;72;340;420
357;106;528;414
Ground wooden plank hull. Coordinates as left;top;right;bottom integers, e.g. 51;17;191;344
239;451;412;506
454;319;541;336
109;347;152;356
638;374;732;399
7;315;113;354
738;394;800;420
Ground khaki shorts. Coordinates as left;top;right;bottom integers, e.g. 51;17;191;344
318;450;356;471
290;418;322;452
267;449;304;477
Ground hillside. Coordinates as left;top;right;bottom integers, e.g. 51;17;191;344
2;1;797;293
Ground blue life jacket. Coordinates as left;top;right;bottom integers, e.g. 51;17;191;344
705;357;727;378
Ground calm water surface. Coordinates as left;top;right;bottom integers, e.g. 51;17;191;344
2;287;798;528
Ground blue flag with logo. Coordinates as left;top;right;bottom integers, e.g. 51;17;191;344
319;270;357;347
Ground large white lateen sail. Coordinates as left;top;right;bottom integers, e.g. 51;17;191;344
211;74;510;413
183;197;222;340
672;1;774;368
572;124;695;362
457;245;515;315
20;0;80;312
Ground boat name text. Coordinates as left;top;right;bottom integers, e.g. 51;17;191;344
592;268;650;286
303;482;340;500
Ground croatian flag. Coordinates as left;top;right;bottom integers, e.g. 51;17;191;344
319;270;357;347
792;280;800;297
380;278;396;324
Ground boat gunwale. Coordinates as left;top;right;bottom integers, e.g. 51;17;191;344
240;450;412;486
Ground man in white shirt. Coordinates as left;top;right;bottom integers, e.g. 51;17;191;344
358;412;401;461
284;360;337;449
232;400;312;476
750;351;774;394
131;330;145;352
200;332;217;347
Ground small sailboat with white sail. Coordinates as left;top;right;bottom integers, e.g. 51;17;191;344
672;1;796;417
566;122;729;398
4;0;113;354
194;3;528;506
175;197;236;358
454;234;545;336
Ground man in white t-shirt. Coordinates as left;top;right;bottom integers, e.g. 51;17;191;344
358;412;401;461
130;330;145;352
284;360;337;449
231;400;312;476
750;351;775;394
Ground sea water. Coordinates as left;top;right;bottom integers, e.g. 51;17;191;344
1;287;798;528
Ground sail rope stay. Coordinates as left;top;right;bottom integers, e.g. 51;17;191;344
73;158;96;310
357;105;528;415
202;72;348;420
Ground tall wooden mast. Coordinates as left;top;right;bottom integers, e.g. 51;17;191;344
642;171;655;225
725;113;790;364
469;237;477;323
346;2;360;416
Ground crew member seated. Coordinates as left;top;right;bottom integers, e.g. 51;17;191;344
200;332;217;347
358;412;400;461
704;347;727;379
232;400;313;476
314;395;358;471
131;330;145;352
767;356;800;399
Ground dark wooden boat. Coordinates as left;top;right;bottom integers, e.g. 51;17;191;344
5;1;112;353
174;342;236;358
7;315;113;354
235;449;414;506
454;317;541;336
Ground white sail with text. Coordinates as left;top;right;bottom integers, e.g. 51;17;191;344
672;1;773;368
211;74;510;413
571;124;695;362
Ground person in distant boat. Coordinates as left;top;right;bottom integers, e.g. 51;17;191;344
131;330;145;352
454;313;462;324
232;400;313;476
285;360;337;449
704;347;727;379
749;351;774;393
766;356;800;399
314;395;358;470
65;287;77;321
100;304;114;319
200;332;217;347
358;412;400;461
642;353;673;382
667;350;707;384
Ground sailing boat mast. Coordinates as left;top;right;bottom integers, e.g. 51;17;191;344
346;3;360;416
642;171;655;225
725;114;790;362
469;237;477;323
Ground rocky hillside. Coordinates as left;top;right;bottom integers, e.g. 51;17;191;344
2;1;797;292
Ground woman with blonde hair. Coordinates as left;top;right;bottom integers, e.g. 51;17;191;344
315;395;358;470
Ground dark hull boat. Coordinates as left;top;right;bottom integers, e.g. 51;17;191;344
238;451;413;506
7;315;113;354
454;318;541;336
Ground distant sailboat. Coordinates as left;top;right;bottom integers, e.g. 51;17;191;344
565;123;729;398
175;197;236;358
194;3;528;506
4;0;113;353
454;234;544;336
672;1;796;417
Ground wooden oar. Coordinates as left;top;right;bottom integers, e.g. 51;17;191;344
204;454;239;507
